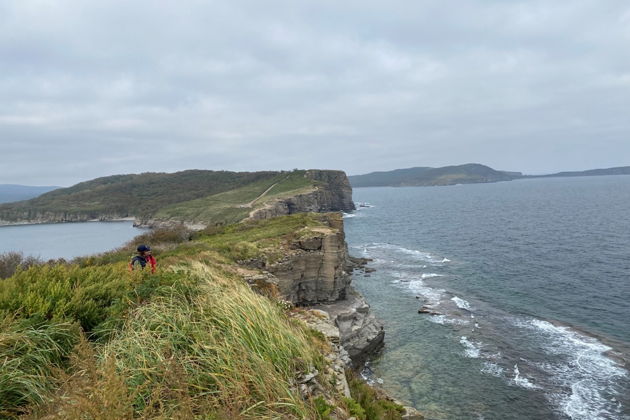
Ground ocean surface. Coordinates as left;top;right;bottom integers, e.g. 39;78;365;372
0;222;145;260
344;176;630;420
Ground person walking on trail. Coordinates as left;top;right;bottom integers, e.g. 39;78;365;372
129;244;157;273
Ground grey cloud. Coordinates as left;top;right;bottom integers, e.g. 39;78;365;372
1;0;629;185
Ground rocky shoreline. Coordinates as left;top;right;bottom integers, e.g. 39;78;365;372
240;213;422;419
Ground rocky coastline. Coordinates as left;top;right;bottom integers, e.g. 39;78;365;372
240;213;422;419
0;169;423;418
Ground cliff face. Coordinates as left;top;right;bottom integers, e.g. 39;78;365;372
245;214;384;367
249;170;355;221
266;225;351;305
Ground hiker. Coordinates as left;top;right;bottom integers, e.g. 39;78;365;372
129;244;157;273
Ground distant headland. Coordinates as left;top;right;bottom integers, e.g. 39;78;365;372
349;164;630;188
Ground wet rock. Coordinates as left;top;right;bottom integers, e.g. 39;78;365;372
418;306;441;315
314;287;385;367
401;405;424;420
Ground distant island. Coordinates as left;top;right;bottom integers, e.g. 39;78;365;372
0;184;59;204
349;164;630;188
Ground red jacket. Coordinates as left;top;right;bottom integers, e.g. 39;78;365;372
129;254;157;273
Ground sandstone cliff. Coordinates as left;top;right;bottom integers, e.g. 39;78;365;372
247;169;355;221
243;214;384;368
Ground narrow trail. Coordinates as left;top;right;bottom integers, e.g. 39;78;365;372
244;180;282;208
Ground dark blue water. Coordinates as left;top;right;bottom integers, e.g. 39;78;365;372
345;176;630;420
0;222;144;260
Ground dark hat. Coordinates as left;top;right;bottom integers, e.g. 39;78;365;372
137;244;151;252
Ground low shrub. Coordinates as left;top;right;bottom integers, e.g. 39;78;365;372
347;372;405;420
0;252;41;279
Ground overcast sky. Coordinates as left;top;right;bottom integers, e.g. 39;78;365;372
1;1;629;186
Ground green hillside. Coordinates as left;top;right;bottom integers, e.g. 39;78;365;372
349;164;521;187
153;171;315;226
0;214;403;419
0;170;316;224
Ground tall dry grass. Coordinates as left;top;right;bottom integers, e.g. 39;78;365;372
25;262;323;419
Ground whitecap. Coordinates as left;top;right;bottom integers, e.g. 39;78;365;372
342;212;356;218
429;315;470;326
408;280;445;305
451;296;472;311
512;318;628;419
421;273;443;279
481;361;504;377
512;364;540;389
362;243;448;265
460;336;481;358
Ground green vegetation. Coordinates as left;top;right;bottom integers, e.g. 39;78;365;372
0;252;41;279
1;213;408;419
0;214;338;419
347;372;406;420
0;169;317;223
349;163;521;187
154;170;314;226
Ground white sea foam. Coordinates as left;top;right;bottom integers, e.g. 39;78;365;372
429;315;470;326
512;364;540;389
362;243;449;265
513;318;628;419
408;280;444;304
460;336;481;358
421;273;442;279
481;362;504;377
342;212;356;218
451;296;472;311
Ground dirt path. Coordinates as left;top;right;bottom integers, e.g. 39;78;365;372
244;182;280;208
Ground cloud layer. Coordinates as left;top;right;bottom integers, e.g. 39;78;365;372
1;1;629;185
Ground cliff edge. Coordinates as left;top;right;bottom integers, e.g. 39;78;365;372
240;213;384;368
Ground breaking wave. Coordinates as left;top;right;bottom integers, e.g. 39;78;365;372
451;296;472;311
513;318;627;419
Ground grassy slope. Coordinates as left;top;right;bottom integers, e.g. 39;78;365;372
0;214;329;418
0;214;405;420
152;170;315;226
0;170;300;221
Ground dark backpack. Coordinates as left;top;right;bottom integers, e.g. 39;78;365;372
130;255;147;270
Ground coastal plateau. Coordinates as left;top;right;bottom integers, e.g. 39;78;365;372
0;170;422;419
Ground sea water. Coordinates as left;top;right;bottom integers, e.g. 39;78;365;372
345;176;630;420
0;221;145;260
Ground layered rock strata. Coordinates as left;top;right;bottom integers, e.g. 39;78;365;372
249;170;355;221
246;215;384;368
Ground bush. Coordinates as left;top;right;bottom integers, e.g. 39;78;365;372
129;225;192;247
0;252;41;279
347;372;405;420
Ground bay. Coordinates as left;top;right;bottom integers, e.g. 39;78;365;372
345;175;630;420
0;221;145;260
